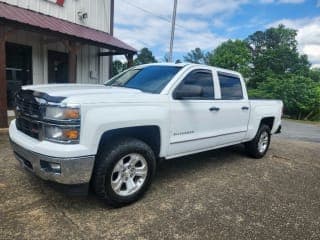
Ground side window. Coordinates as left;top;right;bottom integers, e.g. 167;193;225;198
174;70;214;100
218;72;243;100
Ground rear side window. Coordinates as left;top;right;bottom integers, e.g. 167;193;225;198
218;72;243;100
174;70;214;100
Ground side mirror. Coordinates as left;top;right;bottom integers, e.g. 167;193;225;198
174;84;203;99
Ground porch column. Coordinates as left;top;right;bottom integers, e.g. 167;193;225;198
0;25;8;128
68;41;77;83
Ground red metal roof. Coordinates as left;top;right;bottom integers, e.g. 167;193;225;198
0;2;136;53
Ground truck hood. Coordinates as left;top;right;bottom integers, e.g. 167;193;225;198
23;84;161;104
24;84;143;97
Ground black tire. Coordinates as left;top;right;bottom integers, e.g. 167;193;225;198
245;124;271;158
92;138;156;207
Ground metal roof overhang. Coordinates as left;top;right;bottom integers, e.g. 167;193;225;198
0;2;136;55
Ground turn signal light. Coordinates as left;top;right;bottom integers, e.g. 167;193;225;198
63;129;79;140
64;109;80;119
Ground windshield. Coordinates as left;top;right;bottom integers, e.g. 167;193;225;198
105;66;182;93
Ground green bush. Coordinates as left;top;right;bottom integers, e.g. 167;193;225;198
248;75;320;120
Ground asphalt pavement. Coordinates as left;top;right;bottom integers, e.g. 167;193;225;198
276;119;320;142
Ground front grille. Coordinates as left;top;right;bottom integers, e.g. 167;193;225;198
16;116;41;139
16;91;41;118
15;90;42;140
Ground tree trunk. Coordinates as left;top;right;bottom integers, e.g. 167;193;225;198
304;110;314;121
297;112;301;120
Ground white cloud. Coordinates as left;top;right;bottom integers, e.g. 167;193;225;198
176;18;209;31
176;0;248;15
268;17;320;66
114;0;311;63
113;0;248;60
311;64;320;68
174;29;226;52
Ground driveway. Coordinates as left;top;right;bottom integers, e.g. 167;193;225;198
276;119;320;143
1;134;319;240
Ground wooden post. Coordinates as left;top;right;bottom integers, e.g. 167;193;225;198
64;41;82;84
0;25;8;128
126;54;134;68
68;41;77;83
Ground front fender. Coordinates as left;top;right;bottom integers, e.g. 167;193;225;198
80;104;169;157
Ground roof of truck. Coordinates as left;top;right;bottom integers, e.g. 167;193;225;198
134;63;242;76
133;63;190;68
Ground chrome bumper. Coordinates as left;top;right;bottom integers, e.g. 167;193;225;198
10;139;95;185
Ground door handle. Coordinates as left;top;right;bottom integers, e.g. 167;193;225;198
209;106;220;111
241;106;249;110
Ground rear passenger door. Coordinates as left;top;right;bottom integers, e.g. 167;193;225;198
211;71;250;143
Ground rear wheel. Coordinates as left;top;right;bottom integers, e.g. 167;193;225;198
92;138;156;207
245;124;271;158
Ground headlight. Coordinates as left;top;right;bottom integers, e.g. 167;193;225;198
45;106;80;121
44;125;80;144
43;105;81;144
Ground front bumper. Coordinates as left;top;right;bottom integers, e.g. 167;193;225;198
10;139;95;185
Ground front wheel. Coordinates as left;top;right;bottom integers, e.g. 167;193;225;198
245;124;271;158
92;138;156;207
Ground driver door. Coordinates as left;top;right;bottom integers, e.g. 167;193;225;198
168;69;218;157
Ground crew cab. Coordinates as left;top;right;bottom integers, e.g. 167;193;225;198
9;63;283;206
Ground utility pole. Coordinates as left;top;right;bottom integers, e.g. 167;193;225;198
169;0;177;62
109;0;114;77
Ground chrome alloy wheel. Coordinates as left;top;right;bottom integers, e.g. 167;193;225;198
111;153;148;197
258;131;269;153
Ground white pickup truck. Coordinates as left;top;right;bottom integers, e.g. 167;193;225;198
9;63;282;206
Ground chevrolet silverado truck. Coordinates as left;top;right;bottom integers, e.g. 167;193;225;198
9;63;283;206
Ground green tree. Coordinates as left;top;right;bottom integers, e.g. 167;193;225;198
246;24;311;87
309;68;320;82
183;48;211;64
248;75;320;120
208;40;252;78
134;48;157;65
112;60;125;77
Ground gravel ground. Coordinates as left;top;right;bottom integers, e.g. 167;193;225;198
0;134;319;240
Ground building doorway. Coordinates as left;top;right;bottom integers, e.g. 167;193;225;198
48;50;69;84
6;42;32;109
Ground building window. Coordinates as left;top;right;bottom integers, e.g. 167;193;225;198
6;42;32;109
48;51;69;84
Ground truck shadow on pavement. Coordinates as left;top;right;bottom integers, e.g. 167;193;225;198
37;144;249;209
155;144;246;182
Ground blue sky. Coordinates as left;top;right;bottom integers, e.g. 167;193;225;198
114;0;320;66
